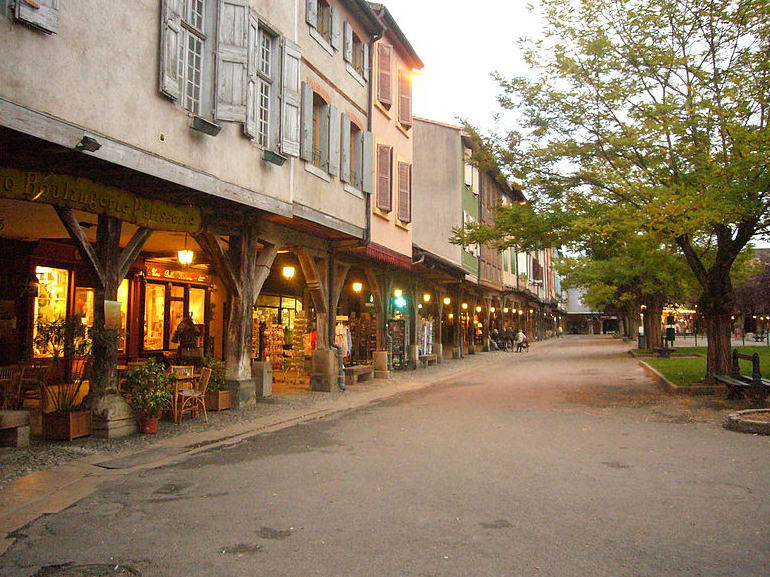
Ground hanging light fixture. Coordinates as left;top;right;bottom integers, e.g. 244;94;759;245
490;307;496;313
177;234;194;266
423;293;431;302
476;306;482;313
462;303;468;310
443;297;451;305
352;282;363;293
394;288;403;298
282;266;296;279
503;307;509;313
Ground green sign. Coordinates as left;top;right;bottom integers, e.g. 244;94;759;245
0;167;202;232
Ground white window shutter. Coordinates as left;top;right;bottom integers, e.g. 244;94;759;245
328;105;341;177
159;0;183;100
244;13;259;139
216;0;250;122
15;0;58;34
300;82;314;162
362;43;369;81
330;7;342;51
377;44;393;106
340;114;351;184
281;38;302;156
398;71;412;126
362;131;373;193
306;0;318;27
376;145;392;211
343;21;353;63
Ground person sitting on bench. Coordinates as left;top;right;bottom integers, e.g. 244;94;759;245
514;329;528;352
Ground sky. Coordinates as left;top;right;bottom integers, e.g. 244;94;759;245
379;0;542;133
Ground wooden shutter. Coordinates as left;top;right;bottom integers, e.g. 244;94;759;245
377;44;393;106
398;162;412;223
376;145;392;212
216;0;250;122
300;82;314;162
330;6;342;51
306;0;318;27
159;0;183;100
362;131;373;193
340;114;351;184
15;0;58;34
362;43;369;81
343;21;353;63
398;70;412;126
244;13;259;139
281;39;302;157
328;105;341;177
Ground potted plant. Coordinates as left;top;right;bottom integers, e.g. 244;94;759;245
122;358;175;434
35;317;93;441
202;354;230;411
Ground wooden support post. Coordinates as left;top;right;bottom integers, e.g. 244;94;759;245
297;251;329;349
54;209;153;437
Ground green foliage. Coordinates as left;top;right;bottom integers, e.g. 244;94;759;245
34;316;91;412
201;354;227;392
123;358;175;419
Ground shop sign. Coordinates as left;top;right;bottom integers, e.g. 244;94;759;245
104;300;122;330
146;265;210;285
0;167;202;233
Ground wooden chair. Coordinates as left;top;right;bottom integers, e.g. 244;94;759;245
169;365;194;378
19;363;51;409
175;367;211;423
0;366;23;410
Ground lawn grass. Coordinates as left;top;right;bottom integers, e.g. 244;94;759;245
641;346;770;387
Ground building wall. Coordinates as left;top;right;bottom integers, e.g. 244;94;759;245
369;27;414;258
412;118;464;267
0;1;296;210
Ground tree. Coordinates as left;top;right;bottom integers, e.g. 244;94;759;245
456;0;770;380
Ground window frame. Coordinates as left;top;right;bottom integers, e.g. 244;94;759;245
255;25;278;148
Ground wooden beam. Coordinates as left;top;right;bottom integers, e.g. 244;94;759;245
117;227;152;281
251;243;279;300
193;231;241;298
54;206;106;289
332;263;351;311
297;252;328;315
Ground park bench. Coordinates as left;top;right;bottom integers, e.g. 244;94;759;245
653;347;674;358
0;410;30;447
418;354;438;368
343;364;374;387
715;350;770;403
753;333;766;342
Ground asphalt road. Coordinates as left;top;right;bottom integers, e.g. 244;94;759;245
3;336;769;577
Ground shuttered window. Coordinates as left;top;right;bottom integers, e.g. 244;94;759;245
376;145;392;211
14;0;58;34
397;162;412;223
398;70;412;127
377;43;393;107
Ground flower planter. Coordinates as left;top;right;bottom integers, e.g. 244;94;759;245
42;409;92;441
205;389;232;411
139;417;159;434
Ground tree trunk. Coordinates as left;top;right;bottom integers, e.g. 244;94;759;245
643;298;663;350
699;287;735;382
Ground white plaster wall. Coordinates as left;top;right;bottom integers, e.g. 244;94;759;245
0;0;295;208
412;119;463;267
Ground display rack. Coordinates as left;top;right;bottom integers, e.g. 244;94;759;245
263;323;285;372
387;318;408;370
284;312;308;384
349;312;377;364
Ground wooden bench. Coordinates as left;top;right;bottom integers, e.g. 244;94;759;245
344;364;374;386
715;350;770;403
0;410;30;447
418;354;438;368
653;347;674;358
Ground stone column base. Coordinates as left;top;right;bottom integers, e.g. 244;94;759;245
311;349;338;392
452;347;462;359
373;350;392;379
91;393;136;438
434;343;443;364
251;361;273;398
408;344;420;370
226;377;256;408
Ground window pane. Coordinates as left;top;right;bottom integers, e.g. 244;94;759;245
259;32;272;77
74;288;94;328
189;288;206;325
33;267;69;356
169;300;185;346
117;279;129;353
258;79;270;147
171;285;185;299
257;295;280;307
144;283;166;350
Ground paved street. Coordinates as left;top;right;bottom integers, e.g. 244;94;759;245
2;336;769;577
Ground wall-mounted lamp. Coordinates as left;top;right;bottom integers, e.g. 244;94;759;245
490;307;496;313
443;297;451;305
476;306;482;313
394;288;403;298
75;135;101;152
282;266;296;279
518;310;524;315
448;313;454;320
461;303;468;310
503;307;509;313
423;293;431;302
352;282;363;293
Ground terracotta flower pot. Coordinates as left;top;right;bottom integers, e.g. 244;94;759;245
139;417;159;434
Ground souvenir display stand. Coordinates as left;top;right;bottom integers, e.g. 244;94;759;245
284;313;308;384
387;318;408;370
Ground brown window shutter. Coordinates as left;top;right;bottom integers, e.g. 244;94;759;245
376;144;392;211
377;44;393;106
398;70;412;126
398;162;412;223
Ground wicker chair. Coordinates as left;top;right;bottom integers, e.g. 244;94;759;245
0;366;23;410
175;367;211;423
